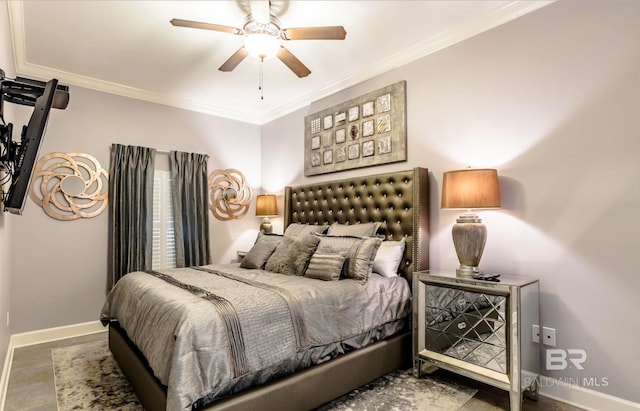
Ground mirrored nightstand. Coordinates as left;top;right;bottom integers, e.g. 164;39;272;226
413;271;540;411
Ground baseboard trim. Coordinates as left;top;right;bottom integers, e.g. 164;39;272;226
11;320;105;348
539;376;640;411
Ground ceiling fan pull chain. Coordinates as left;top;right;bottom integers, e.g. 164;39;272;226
259;58;264;100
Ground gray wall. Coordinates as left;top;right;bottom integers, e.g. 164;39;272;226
261;1;640;403
5;86;262;333
0;0;15;369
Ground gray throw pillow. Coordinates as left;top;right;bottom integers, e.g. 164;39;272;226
305;253;346;281
240;241;278;269
326;222;381;237
314;234;383;283
265;235;321;276
254;231;283;246
284;223;328;239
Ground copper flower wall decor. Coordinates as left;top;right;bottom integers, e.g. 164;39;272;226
208;168;253;221
29;152;108;220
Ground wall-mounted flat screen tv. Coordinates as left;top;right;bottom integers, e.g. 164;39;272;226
3;79;58;214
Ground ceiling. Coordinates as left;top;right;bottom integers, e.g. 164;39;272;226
6;1;551;125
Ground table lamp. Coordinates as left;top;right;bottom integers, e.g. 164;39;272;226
441;169;501;277
255;194;278;233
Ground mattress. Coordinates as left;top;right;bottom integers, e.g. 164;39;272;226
100;263;411;410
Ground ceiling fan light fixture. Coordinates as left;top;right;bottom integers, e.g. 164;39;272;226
242;16;281;61
244;33;280;60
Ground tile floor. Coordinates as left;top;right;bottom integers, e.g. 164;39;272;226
3;332;583;410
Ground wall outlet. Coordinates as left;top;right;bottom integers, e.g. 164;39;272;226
542;326;556;346
532;325;540;343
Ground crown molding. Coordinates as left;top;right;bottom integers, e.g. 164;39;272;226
8;1;554;126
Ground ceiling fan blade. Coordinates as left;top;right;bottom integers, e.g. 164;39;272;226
276;46;311;78
281;26;347;41
219;47;249;72
249;0;271;24
170;18;242;35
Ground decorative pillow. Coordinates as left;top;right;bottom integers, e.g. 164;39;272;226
240;240;278;269
372;239;406;277
254;231;283;246
305;253;346;281
326;222;381;237
284;223;328;239
265;235;321;276
314;234;383;283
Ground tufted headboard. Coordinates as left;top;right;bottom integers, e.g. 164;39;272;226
284;167;429;286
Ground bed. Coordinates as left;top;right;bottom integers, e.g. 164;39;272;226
101;167;430;410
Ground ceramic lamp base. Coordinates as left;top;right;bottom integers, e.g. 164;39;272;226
452;212;487;277
259;217;273;234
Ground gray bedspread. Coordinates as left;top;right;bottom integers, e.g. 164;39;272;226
100;263;411;410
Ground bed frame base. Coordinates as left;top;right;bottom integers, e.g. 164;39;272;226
109;322;412;410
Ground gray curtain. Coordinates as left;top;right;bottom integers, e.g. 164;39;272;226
170;151;211;267
108;144;156;290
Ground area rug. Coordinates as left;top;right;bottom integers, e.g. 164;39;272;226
52;340;476;410
52;340;142;410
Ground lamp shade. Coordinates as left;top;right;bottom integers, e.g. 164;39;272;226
441;169;501;210
255;194;278;217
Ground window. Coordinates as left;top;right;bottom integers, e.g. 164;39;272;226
152;170;176;269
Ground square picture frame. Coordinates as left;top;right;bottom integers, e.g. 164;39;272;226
362;120;374;137
348;106;359;122
348;144;360;160
311;135;321;150
377;114;391;134
377;136;392;154
322;132;333;147
335;146;346;162
323;115;333;130
362;140;375;157
362;101;374;118
323;150;333;164
311;152;321;167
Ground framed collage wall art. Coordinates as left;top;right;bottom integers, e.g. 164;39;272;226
304;81;407;176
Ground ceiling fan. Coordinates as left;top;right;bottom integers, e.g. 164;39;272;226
170;0;346;78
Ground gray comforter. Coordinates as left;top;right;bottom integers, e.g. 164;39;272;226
100;263;411;410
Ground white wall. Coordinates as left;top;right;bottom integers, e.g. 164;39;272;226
6;85;261;333
262;1;640;403
0;0;15;368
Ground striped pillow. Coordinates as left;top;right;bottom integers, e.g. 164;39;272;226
305;254;346;281
313;234;383;283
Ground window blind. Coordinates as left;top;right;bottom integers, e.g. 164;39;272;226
152;170;176;269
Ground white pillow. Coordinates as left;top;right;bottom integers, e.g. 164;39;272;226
372;239;406;277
